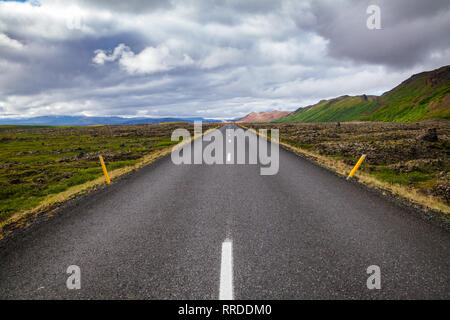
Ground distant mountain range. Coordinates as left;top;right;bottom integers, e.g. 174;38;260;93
276;65;449;122
0;115;222;126
235;110;291;123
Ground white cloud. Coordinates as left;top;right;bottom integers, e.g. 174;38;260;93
258;35;328;64
119;45;194;74
200;47;243;69
92;43;130;65
0;33;24;50
93;43;195;74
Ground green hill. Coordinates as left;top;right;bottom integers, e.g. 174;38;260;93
277;65;450;123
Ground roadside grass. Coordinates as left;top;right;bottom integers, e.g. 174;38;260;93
0;123;219;227
372;167;433;186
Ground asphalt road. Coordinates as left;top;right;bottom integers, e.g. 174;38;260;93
0;124;449;299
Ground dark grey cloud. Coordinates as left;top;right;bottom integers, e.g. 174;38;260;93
310;0;450;68
0;31;147;96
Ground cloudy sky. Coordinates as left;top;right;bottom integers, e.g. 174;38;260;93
0;0;449;119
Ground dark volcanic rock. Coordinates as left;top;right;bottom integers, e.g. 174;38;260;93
416;128;438;142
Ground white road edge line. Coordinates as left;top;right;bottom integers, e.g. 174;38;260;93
219;239;233;300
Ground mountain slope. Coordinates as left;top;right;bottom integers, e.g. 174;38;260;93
277;65;450;123
362;65;450;121
279;95;379;122
236;110;291;123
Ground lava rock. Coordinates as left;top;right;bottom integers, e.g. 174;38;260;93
416;128;438;142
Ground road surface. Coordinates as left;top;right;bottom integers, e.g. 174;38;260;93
0;124;449;299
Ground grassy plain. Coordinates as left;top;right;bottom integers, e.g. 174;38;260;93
0;123;217;224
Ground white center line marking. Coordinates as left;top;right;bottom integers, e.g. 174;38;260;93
219;239;233;300
227;152;231;162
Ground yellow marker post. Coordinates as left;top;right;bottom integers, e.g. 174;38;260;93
347;154;367;180
99;155;111;184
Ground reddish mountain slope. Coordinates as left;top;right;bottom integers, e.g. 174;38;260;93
236;110;291;123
